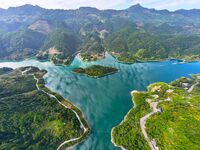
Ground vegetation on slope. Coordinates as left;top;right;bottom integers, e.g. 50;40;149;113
112;75;200;150
0;67;89;149
106;27;200;63
146;76;200;150
80;31;105;61
73;65;118;78
38;30;80;65
0;29;46;60
111;91;151;149
1;4;200;63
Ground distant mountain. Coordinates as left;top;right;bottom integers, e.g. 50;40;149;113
0;4;200;64
6;4;43;15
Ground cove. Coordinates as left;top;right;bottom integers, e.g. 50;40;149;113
0;54;200;150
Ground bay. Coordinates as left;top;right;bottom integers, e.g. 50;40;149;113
0;54;200;149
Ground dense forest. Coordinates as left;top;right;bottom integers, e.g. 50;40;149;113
0;67;86;149
0;4;200;64
73;65;118;78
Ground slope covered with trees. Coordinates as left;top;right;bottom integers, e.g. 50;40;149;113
37;30;80;64
0;29;46;60
0;4;200;63
0;67;88;149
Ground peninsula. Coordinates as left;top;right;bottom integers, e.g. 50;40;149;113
112;75;200;150
0;66;90;149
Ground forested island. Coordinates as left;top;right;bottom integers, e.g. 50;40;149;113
112;75;200;150
0;66;90;149
72;65;118;78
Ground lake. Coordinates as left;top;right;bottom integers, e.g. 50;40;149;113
0;54;200;150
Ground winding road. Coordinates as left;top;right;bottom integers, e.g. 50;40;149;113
188;82;198;93
140;101;159;150
140;80;199;150
22;68;88;150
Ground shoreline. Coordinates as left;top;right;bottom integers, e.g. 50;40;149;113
78;51;105;62
0;52;200;66
21;67;90;150
111;128;127;150
110;90;139;150
111;79;200;150
37;75;90;150
108;53;200;64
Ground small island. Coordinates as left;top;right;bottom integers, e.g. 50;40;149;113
72;65;118;78
112;75;200;150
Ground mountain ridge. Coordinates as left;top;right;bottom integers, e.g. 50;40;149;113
0;3;199;12
0;4;200;64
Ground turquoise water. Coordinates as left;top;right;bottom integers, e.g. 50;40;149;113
0;54;200;150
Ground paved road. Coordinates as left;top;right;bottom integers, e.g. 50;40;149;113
188;82;198;93
22;68;88;150
140;101;159;150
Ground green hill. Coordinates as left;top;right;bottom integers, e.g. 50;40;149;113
0;29;46;60
106;26;200;63
0;67;88;149
112;75;200;150
37;30;80;64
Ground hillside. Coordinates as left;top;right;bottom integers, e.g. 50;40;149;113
112;75;200;150
37;30;80;65
0;4;200;63
106;27;200;63
0;29;46;60
0;67;89;149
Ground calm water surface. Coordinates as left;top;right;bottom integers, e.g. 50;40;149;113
0;54;200;150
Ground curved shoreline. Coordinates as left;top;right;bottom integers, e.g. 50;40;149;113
110;90;138;150
111;80;200;150
1;52;200;68
111;90;160;150
21;67;90;150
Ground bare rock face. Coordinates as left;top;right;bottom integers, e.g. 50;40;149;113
28;20;53;34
